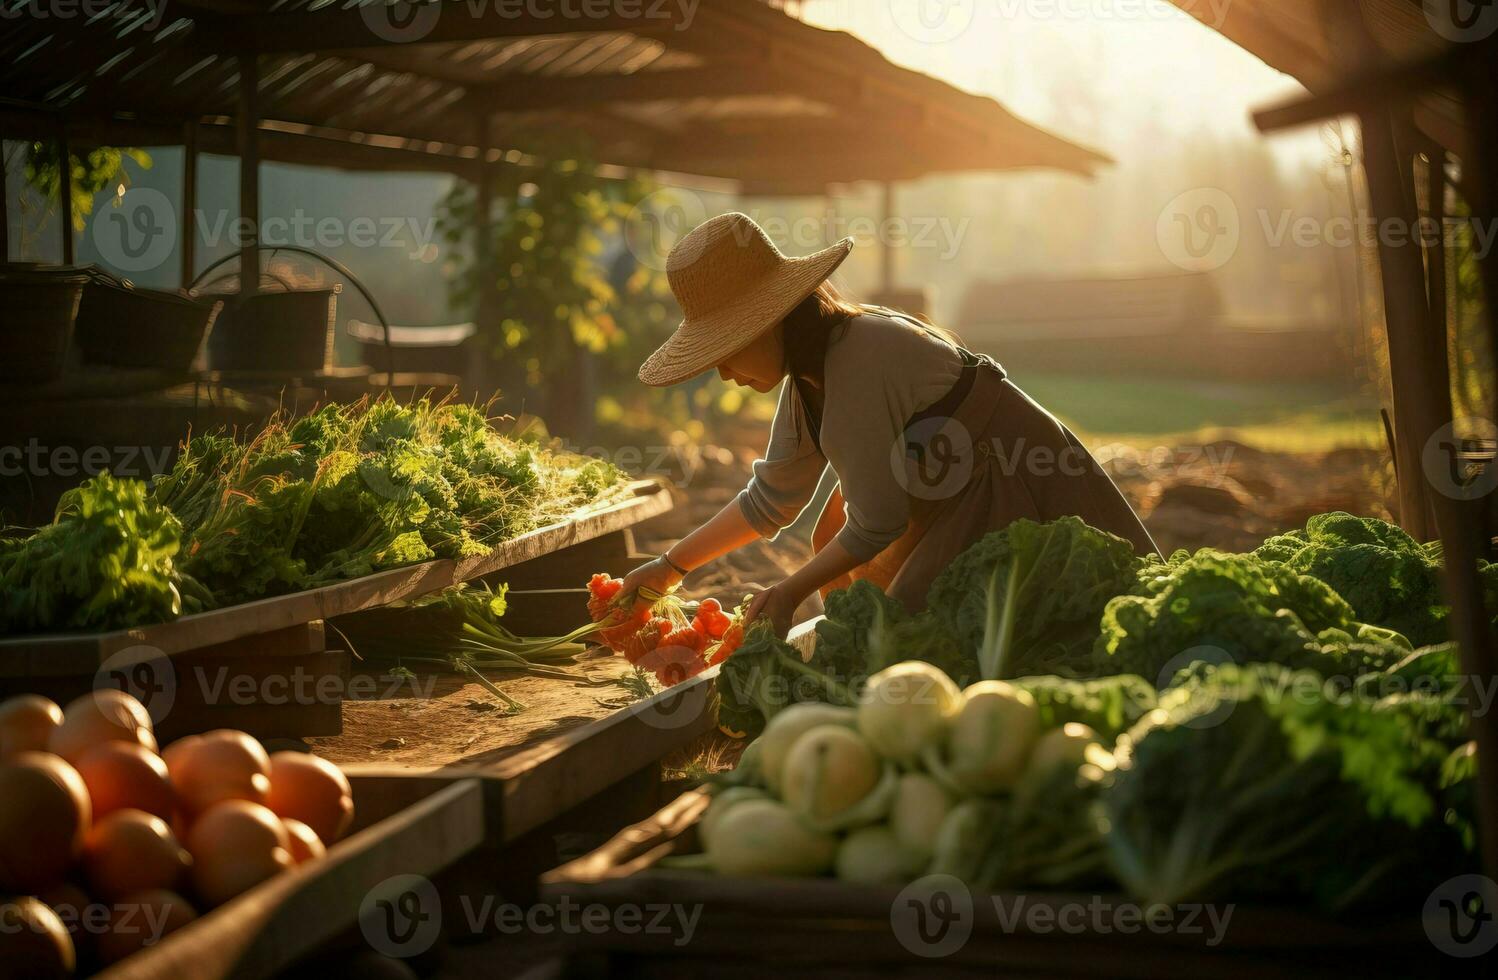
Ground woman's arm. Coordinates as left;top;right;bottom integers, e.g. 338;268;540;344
743;537;865;639
617;499;762;605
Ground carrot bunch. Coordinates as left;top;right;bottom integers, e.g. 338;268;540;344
585;575;747;687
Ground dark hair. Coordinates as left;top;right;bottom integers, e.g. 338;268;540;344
781;281;959;383
782;282;866;383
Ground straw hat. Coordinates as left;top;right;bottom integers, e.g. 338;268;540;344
638;212;853;386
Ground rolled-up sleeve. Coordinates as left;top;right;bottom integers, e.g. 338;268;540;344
735;382;828;538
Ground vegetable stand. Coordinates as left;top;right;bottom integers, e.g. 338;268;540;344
91;775;487;980
0;481;671;740
541;789;1454;979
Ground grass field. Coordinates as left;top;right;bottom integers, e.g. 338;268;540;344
1016;373;1386;453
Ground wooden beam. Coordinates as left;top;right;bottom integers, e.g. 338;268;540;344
1455;74;1498;891
1362;109;1434;540
181;120;198;288
237;55;259;297
472;66;833;115
196;2;689;55
1365;108;1498;893
473;105;497;336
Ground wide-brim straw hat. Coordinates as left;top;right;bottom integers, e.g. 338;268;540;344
638;212;853;386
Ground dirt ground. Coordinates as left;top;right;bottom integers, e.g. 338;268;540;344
631;425;1395;606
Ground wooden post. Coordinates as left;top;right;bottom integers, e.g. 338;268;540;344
1453;51;1498;887
878;180;894;294
237;57;260;298
57;117;74;265
1364;105;1498;885
473;107;496;333
181;120;198;289
1361;111;1433;541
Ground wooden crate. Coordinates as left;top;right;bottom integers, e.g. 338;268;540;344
539;790;1472;979
95;775;486;980
0;482;671;739
0;623;348;741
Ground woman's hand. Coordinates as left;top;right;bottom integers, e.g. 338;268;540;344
618;556;683;610
744;583;803;640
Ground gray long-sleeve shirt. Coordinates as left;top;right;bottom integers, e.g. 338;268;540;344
735;313;964;561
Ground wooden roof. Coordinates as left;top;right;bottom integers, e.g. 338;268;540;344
0;0;1111;192
1166;0;1469;154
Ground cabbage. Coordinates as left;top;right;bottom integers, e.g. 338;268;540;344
781;725;887;830
757;703;857;794
857;661;962;765
704;798;837;877
926;680;1040;794
835;825;923;885
889;772;957;863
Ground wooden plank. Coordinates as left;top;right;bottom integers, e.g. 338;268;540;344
95;777;486;980
498;528;636;591
0;481;671;671
196;2;691;54
337;665;720;845
541;790;1449;979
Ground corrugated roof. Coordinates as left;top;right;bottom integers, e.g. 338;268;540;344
0;0;1111;192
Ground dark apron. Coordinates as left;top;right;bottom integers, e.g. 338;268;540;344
810;349;1158;610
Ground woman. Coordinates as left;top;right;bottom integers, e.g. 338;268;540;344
622;213;1156;637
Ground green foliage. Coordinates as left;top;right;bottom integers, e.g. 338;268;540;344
814;580;973;684
154;396;624;606
926;517;1143;679
944;763;1112;892
1094;550;1410;685
434;138;674;419
1104;663;1468;911
22;142;152;233
0;472;202;633
715;623;858;739
329;582;595;681
1253;512;1449;646
1011;674;1158;741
